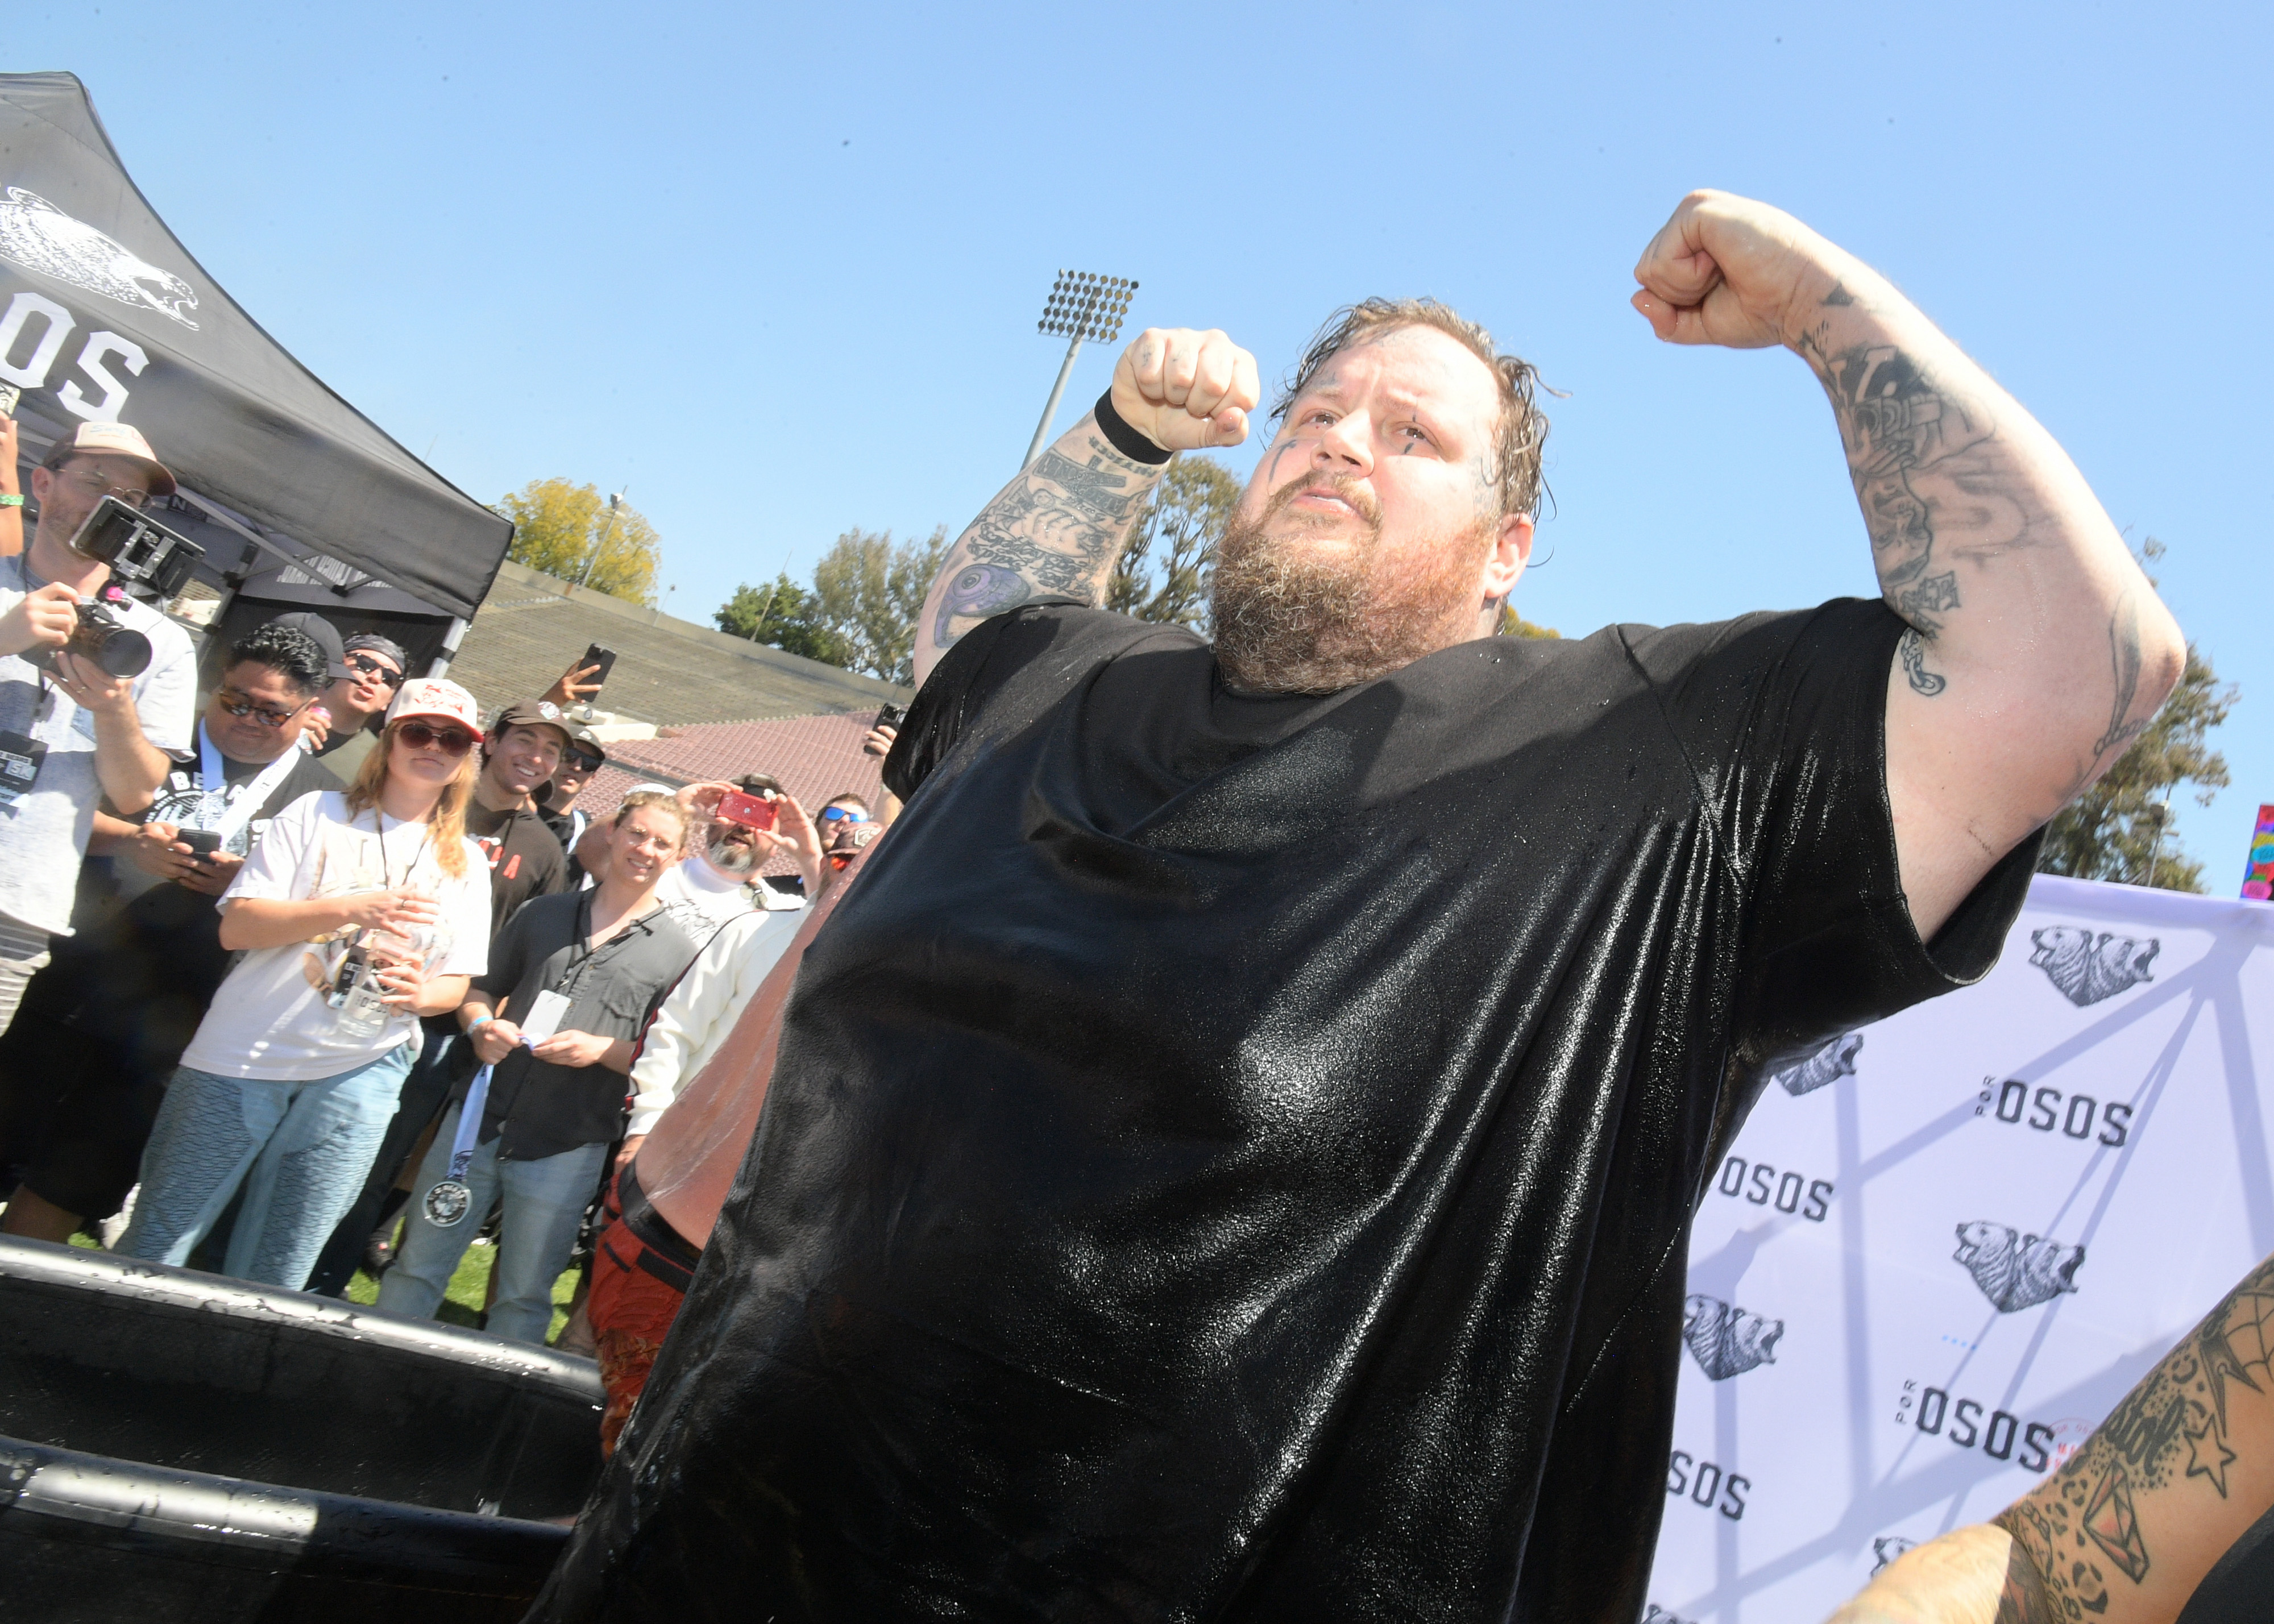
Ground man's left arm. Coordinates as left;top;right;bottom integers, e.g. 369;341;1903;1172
1634;192;2184;940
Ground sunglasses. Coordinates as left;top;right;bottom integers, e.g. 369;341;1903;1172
215;691;307;729
396;720;476;756
565;750;605;773
818;805;869;824
345;653;405;687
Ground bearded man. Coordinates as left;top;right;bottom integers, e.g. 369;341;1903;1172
533;193;2184;1623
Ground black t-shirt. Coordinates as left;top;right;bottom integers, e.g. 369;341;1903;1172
471;890;698;1161
537;601;2040;1623
465;798;568;940
18;737;341;1073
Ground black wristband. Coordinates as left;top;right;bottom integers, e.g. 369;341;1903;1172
1091;389;1173;466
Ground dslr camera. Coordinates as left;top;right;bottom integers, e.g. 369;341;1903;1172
23;496;206;680
24;585;153;679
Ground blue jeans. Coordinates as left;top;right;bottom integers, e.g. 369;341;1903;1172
377;1104;609;1345
117;1044;414;1290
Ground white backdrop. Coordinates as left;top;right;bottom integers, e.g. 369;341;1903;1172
1643;875;2274;1623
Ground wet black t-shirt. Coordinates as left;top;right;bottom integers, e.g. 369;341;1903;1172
538;601;2040;1624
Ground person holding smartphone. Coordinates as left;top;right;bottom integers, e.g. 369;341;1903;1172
114;680;492;1290
0;619;342;1244
380;791;698;1344
656;773;824;929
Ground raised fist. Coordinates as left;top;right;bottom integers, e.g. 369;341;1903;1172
1630;190;1846;352
1109;327;1260;453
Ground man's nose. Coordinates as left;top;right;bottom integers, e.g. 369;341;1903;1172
1313;411;1373;475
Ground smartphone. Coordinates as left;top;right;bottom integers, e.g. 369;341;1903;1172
875;702;907;731
715;790;778;832
177;828;222;855
579;642;619;691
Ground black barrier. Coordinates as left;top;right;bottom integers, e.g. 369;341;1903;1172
0;1236;600;1517
0;1435;566;1623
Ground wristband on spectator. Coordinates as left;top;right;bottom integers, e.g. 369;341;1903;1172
0;494;22;507
465;1013;493;1038
1092;390;1172;467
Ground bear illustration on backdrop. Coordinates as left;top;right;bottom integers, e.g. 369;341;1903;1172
1768;1030;1865;1098
2027;925;2158;1007
1953;1221;2086;1311
1682;1294;1785;1380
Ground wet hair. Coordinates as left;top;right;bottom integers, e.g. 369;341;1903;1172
1272;297;1551;521
344;720;480;878
227;623;330;698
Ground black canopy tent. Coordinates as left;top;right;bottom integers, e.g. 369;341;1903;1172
0;70;510;668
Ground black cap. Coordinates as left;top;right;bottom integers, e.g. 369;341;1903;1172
264;612;350;682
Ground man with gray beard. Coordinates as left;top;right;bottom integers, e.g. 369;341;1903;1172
534;192;2183;1623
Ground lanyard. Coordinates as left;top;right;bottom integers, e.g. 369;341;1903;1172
192;723;301;846
368;805;432;894
446;1063;495;1183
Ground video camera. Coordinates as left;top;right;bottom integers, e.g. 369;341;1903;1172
21;497;206;680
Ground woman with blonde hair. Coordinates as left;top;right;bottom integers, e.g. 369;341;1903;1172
119;679;496;1290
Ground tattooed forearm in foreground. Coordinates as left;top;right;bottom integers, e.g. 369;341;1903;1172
1991;1251;2274;1622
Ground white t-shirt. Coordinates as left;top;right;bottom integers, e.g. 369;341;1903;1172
657;854;806;932
180;791;491;1082
0;556;196;934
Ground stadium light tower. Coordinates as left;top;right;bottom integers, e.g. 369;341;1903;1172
1023;271;1137;470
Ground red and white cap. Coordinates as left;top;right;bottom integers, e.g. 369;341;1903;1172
384;678;481;733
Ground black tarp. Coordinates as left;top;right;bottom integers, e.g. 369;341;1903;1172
0;70;509;621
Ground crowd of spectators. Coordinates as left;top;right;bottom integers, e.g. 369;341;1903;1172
0;410;894;1388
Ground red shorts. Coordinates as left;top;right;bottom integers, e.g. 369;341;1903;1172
589;1214;692;1456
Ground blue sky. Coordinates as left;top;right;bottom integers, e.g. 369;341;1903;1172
8;3;2269;878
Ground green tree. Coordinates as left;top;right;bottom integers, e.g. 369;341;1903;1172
496;479;661;605
2038;641;2235;893
811;525;952;686
1109;456;1240;631
715;573;845;666
1496;605;1560;639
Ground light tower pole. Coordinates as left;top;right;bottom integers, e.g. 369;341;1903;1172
1023;271;1136;470
575;488;628;589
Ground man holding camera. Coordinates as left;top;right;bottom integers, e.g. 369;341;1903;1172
539;193;2185;1623
0;619;340;1244
0;421;192;1036
655;773;823;931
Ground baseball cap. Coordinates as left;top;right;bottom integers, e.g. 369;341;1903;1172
45;421;177;497
489;698;576;751
385;678;482;733
264;611;351;682
563;722;607;766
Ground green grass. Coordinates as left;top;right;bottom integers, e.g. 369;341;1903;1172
73;1222;577;1344
342;1221;579;1344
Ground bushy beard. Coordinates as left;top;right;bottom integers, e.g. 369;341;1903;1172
1209;475;1494;695
705;832;760;876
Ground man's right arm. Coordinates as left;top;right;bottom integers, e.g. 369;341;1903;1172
910;327;1260;688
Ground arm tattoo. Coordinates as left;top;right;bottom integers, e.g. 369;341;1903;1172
2091;593;2149;758
1800;304;2001;696
931;430;1163;651
1995;1253;2274;1617
1988;1517;2059;1623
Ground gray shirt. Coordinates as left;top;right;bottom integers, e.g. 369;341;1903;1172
0;555;195;935
472;888;700;1160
